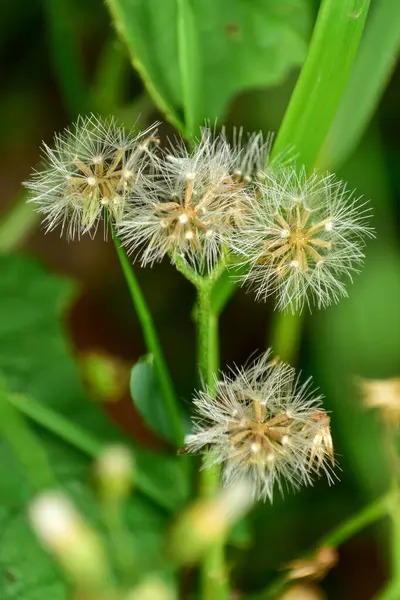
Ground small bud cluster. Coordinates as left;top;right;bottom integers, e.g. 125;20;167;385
25;115;373;312
28;446;134;595
185;351;335;501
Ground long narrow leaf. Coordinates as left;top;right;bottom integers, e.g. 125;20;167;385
177;0;201;137
319;0;400;169
272;0;371;170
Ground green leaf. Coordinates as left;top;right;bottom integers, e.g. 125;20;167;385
319;0;400;170
177;0;201;137
106;0;311;130
42;0;89;117
272;0;371;170
0;254;189;511
130;355;190;444
0;425;170;598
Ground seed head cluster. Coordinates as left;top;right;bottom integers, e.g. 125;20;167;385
185;352;334;501
25;115;373;311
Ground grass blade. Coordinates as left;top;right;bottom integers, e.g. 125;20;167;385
319;0;400;169
272;0;371;170
177;0;201;138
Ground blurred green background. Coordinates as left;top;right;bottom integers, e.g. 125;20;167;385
0;0;399;598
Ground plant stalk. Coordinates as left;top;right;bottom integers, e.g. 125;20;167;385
196;281;228;600
260;492;394;599
111;227;184;446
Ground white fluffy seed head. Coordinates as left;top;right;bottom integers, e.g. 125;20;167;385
24;114;159;239
227;165;373;313
185;350;335;502
118;126;253;273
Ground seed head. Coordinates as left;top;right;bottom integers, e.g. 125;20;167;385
24;114;159;239
359;377;400;425
229;128;274;185
185;351;335;501
118;127;252;271
229;166;373;312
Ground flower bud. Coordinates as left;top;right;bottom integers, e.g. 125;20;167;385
96;445;134;502
29;492;110;590
125;576;175;600
168;480;253;565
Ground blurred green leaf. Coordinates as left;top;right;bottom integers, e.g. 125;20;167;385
228;517;253;550
0;426;170;598
319;0;400;170
43;0;89;116
310;243;400;498
105;0;311;131
272;0;371;170
0;382;55;492
0;254;189;511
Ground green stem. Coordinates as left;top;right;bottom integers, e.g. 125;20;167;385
101;500;135;583
260;492;393;599
196;282;228;600
111;228;184;446
270;312;304;364
9;393;101;456
0;387;56;490
0;193;40;254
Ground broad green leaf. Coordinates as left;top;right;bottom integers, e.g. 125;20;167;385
106;0;311;131
0;254;189;511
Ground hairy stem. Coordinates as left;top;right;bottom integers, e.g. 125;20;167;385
270;312;304;364
196;281;228;600
111;227;184;446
